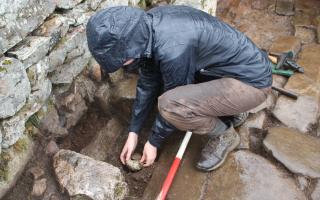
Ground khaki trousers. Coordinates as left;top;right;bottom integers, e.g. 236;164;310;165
158;78;268;134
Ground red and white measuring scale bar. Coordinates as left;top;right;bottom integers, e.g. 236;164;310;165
156;131;193;200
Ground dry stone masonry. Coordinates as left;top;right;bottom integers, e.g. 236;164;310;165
0;0;218;199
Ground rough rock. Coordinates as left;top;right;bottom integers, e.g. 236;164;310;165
29;166;45;180
0;135;34;199
64;4;94;26
88;59;102;82
312;180;320;200
54;75;96;130
46;140;60;156
109;68;125;83
48;27;91;84
272;44;320;133
275;0;294;16
295;26;317;44
264;127;320;178
31;178;47;197
33;14;71;50
27;57;50;90
53;149;128;200
1;79;51;148
172;0;217;16
269;36;301;57
111;74;139;121
56;0;82;9
251;0;270;10
39;107;68;137
0;0;56;54
95;83;112;114
98;0;129;11
0;57;31;119
81;118;124;161
204;151;306;200
296;176;309;191
7;36;51;69
238;111;266;150
86;0;104;10
217;0;293;49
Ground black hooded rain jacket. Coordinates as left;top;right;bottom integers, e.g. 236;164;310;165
86;5;272;148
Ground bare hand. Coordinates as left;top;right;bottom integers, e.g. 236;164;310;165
140;141;157;167
120;132;138;165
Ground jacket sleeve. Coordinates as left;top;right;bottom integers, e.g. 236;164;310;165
128;61;162;134
148;44;197;148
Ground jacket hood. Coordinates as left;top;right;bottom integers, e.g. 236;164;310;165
86;6;152;73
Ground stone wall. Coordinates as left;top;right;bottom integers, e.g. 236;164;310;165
0;0;217;198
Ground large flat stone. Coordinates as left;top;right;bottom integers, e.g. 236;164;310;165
0;0;56;54
142;134;207;200
204;151;306;200
0;57;31;119
272;44;320;133
53;149;128;200
81;118;124;161
0;134;34;199
264;127;320;178
269;36;301;56
7;36;51;69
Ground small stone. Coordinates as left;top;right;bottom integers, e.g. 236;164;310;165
29;167;45;180
126;159;143;172
264;127;320;178
109;68;124;83
53;149;128;200
275;0;294;16
46;140;59;156
31;178;47;197
39;107;68;138
312;180;320;200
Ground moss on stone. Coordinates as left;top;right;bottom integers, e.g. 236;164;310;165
13;138;28;153
0;66;7;73
2;59;12;65
114;183;126;199
0;152;12;182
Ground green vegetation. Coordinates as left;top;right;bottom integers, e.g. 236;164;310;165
0;66;7;73
0;152;12;182
13;138;28;153
2;59;12;65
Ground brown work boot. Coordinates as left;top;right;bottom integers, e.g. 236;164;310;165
196;124;240;172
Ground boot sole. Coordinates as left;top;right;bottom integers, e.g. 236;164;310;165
196;133;241;172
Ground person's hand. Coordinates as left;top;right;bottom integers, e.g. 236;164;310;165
140;141;157;167
120;132;138;165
